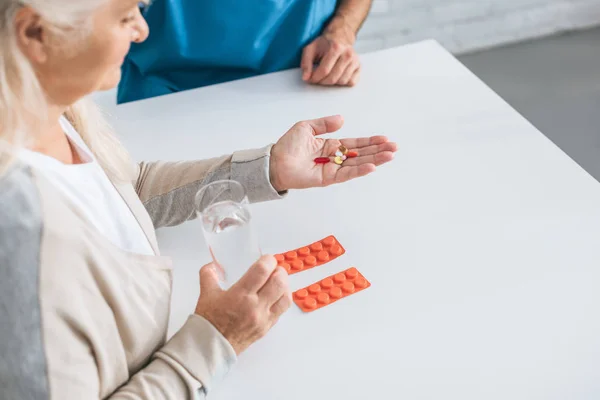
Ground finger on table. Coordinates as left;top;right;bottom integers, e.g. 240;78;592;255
338;59;360;86
319;54;352;85
300;43;317;81
310;49;341;83
349;68;361;87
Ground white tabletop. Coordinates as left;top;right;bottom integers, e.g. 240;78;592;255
98;40;600;400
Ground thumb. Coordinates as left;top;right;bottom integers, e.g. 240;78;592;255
199;262;222;295
305;115;344;136
301;42;317;81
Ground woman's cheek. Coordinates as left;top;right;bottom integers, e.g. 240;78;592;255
102;29;132;68
114;33;132;66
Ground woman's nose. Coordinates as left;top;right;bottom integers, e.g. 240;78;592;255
132;12;149;44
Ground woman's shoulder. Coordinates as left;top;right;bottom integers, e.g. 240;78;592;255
0;163;43;236
0;163;45;281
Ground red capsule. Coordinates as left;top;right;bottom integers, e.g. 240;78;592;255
347;151;359;158
314;157;330;164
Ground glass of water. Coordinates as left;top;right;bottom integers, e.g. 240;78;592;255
195;180;262;288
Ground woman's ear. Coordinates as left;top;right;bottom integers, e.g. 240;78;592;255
14;7;48;64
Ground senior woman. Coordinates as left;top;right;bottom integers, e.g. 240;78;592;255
0;1;397;399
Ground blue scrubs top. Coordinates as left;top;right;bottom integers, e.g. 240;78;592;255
118;0;337;104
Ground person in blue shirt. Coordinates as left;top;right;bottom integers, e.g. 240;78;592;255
118;0;373;104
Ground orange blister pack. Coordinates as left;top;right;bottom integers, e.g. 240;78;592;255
293;267;371;312
275;235;345;275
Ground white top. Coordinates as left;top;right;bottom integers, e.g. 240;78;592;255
18;117;154;256
97;41;600;399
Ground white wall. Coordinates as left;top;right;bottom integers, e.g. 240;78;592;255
356;0;600;54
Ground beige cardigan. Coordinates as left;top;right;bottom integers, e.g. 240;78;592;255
0;144;283;399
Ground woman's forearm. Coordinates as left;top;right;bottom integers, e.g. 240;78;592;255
134;145;284;229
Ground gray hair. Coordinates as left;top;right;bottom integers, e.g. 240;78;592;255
0;1;134;181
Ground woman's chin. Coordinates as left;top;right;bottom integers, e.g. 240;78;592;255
98;69;122;91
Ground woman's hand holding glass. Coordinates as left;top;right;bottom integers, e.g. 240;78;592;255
195;255;291;355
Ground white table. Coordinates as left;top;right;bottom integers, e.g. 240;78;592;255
97;41;600;400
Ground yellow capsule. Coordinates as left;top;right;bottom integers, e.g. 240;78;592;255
334;156;343;165
338;145;348;155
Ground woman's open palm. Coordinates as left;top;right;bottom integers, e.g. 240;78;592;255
270;115;398;191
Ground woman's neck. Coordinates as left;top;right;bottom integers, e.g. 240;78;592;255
31;104;82;165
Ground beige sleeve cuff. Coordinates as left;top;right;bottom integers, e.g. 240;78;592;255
231;144;287;203
154;315;237;396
